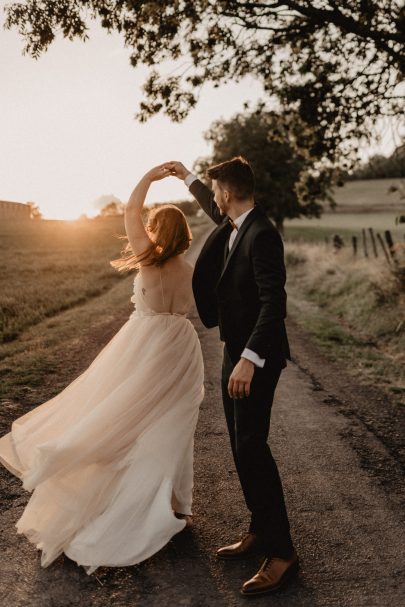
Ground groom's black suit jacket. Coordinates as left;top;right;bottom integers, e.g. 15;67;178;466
190;179;291;367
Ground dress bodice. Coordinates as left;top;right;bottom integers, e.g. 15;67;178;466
130;264;194;319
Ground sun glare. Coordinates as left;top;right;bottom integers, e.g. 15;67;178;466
43;209;97;221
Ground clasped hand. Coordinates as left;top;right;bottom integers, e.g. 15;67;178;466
143;163;174;182
144;162;190;182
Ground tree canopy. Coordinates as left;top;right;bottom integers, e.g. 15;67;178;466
195;106;336;232
99;201;125;217
5;1;404;166
26;201;42;219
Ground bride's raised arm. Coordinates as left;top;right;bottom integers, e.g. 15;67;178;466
125;164;171;256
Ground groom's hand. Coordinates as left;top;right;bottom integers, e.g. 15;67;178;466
228;358;254;399
164;161;191;181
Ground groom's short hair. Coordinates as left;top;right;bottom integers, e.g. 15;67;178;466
207;156;254;200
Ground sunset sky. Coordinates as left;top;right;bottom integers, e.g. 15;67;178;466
0;3;398;220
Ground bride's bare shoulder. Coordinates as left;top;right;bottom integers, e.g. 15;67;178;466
161;257;193;285
163;256;192;271
139;257;193;286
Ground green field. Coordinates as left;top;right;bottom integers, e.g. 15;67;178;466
330;178;404;211
285;211;403;232
284;179;405;243
284;218;404;244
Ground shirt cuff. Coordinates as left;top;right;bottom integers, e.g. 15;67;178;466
184;173;198;188
241;348;266;368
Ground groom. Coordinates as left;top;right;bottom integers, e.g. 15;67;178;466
167;157;298;596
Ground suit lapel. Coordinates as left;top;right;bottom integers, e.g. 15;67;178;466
219;206;259;281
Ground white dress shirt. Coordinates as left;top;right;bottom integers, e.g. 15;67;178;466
185;174;265;369
184;173;199;188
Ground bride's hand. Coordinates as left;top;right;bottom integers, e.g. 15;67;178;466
163;161;191;180
145;164;173;182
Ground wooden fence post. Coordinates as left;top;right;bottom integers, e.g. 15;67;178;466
368;228;378;257
362;228;368;258
377;232;391;264
384;230;398;264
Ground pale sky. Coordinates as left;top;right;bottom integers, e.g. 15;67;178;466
0;3;398;220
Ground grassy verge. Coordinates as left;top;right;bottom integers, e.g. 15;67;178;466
0;274;134;406
285;240;405;405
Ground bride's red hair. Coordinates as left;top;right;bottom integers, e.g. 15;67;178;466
110;204;192;272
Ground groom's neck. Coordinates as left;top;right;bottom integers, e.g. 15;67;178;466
227;200;255;221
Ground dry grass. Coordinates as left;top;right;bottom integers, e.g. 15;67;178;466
0;218;129;343
285;240;405;402
0;214;211;344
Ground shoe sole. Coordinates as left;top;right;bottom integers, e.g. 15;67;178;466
240;560;299;597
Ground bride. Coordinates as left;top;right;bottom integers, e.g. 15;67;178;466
0;164;205;574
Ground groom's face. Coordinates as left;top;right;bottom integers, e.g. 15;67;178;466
212;179;230;215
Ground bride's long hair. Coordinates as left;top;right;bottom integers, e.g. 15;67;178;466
110;204;192;272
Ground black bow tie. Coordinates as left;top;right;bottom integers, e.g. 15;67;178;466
228;217;238;231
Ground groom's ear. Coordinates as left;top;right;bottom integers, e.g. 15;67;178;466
223;188;231;203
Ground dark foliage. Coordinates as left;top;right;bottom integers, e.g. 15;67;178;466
5;1;404;166
195;106;336;232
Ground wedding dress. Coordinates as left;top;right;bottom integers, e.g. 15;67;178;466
0;260;204;574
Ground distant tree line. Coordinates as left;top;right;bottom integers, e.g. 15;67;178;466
348;144;405;180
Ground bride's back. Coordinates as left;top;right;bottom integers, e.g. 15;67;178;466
137;256;194;316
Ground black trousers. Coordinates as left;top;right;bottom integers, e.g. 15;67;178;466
221;344;294;559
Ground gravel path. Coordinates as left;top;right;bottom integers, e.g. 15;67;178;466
0;237;404;606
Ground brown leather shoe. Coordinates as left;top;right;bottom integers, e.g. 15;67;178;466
216;533;262;560
241;550;299;596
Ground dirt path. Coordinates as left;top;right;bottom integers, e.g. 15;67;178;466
0;235;404;606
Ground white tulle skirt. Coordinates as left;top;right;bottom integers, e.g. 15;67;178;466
0;311;204;574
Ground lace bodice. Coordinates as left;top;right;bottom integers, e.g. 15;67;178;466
130;262;194;318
